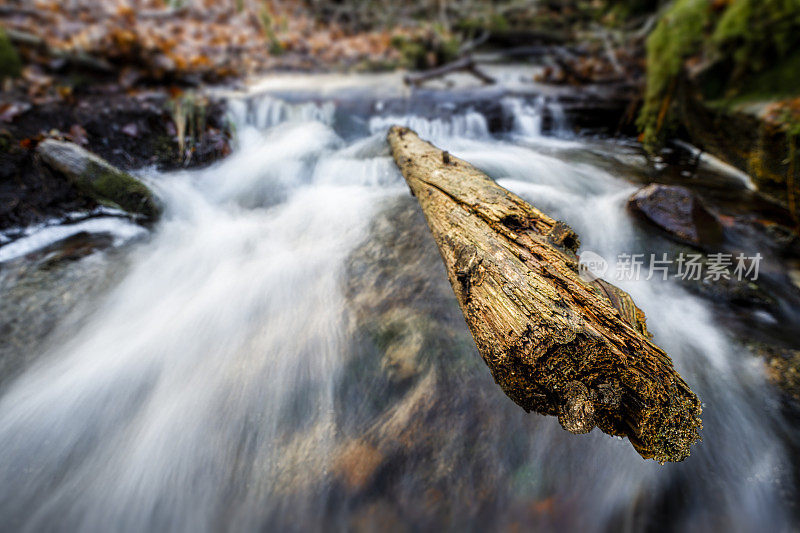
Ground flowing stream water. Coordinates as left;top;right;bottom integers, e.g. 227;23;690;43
0;74;797;532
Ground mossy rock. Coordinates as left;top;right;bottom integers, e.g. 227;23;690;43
677;81;799;209
638;0;800;151
36;139;161;221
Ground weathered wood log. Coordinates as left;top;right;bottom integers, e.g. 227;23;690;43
387;126;702;462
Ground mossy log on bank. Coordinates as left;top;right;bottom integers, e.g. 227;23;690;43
387;126;702;462
36;140;161;221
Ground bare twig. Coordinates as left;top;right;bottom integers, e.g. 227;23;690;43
403;57;495;86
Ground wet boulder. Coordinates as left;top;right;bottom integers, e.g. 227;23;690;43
628;183;723;247
36;140;161;222
751;343;800;405
766;350;800;405
0;240;125;389
332;440;385;492
686;274;776;310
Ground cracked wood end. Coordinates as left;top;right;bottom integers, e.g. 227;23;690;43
387;125;702;463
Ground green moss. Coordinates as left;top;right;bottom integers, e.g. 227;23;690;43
638;0;800;151
489;13;510;33
257;7;284;55
705;50;800;111
390;25;461;70
740;50;800;100
390;35;427;69
77;161;159;220
603;0;664;25
712;0;800;76
637;0;712;152
0;28;22;80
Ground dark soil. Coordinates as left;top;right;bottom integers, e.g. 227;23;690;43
0;89;231;229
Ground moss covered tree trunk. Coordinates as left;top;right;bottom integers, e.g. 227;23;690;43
387;126;702;462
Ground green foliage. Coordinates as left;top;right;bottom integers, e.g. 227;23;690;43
712;49;800;106
604;0;666;21
637;0;712;151
258;6;284;55
0;28;22;80
390;25;460;70
638;0;800;151
434;24;461;64
489;13;511;33
713;0;800;74
390;35;427;69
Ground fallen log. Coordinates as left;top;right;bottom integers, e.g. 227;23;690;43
387;126;702;462
403;57;496;87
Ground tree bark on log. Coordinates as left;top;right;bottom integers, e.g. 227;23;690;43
387;126;702;462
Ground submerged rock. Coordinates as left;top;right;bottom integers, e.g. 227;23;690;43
0;242;127;390
332;440;385;492
751;343;800;404
689;273;775;309
36;140;160;221
766;351;800;404
628;183;723;247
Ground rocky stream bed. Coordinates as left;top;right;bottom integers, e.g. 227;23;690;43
1;70;799;530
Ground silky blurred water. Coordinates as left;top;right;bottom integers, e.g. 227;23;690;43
0;82;795;532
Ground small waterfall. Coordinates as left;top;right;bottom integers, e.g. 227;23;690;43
227;94;337;131
502;96;572;138
503;96;545;136
368;112;489;143
548;99;570;137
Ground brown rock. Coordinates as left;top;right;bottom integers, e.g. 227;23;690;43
761;346;800;403
628;183;723;246
332;440;384;492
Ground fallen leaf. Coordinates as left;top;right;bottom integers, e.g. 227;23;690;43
68;124;89;145
121;122;139;137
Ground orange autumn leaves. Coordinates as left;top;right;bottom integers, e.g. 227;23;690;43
1;0;412;85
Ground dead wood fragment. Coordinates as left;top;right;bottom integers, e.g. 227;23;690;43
403;57;496;87
387;126;702;462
